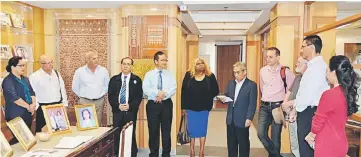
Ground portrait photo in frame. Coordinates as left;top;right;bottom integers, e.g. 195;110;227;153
6;117;36;151
0;131;13;157
13;45;33;61
42;104;71;135
74;104;99;131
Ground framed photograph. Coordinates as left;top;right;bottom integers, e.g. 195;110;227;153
42;104;71;135
13;45;33;61
0;12;11;26
0;131;13;157
74;104;99;131
6;117;36;151
10;13;24;28
0;45;13;60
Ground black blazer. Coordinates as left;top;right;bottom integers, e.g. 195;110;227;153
224;78;257;128
108;73;143;113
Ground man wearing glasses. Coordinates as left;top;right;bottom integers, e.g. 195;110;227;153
29;54;68;132
295;35;329;157
108;57;143;157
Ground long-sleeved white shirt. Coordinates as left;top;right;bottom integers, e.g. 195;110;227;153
295;56;330;112
29;68;69;109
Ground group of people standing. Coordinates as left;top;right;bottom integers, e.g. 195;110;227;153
1;34;359;157
257;35;359;157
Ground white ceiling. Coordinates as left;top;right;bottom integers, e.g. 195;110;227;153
22;1;361;42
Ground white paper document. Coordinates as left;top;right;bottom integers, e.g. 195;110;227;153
54;136;94;149
216;95;233;103
20;149;70;157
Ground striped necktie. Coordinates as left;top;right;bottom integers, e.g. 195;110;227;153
158;70;163;90
119;76;127;104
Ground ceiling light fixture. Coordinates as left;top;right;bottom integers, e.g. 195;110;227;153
150;8;158;11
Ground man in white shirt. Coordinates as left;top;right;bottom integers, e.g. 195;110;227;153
72;51;110;126
29;55;68;132
295;35;329;157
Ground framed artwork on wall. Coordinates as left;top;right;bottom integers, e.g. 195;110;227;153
0;45;12;60
0;12;11;26
13;45;33;61
10;13;24;28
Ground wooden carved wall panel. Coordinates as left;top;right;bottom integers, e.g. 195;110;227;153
126;15;168;59
57;19;109;125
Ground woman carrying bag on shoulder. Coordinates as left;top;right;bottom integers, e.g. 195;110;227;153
181;58;219;157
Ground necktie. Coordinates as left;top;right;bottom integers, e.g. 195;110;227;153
119;76;127;104
158;71;163;90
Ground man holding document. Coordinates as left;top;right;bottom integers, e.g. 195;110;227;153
220;62;257;157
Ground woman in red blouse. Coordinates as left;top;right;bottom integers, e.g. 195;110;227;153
306;55;359;157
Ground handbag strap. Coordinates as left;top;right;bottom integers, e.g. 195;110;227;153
179;115;185;133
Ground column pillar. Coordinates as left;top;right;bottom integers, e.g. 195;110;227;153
308;2;337;64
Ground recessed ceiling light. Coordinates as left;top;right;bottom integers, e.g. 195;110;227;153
150;8;158;11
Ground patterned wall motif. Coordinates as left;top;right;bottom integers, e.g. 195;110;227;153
126;15;168;59
57;19;109;126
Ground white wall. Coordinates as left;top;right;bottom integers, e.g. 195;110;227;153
335;29;361;55
199;42;217;75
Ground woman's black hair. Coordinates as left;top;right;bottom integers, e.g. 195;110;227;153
81;109;91;120
329;55;360;116
6;56;23;72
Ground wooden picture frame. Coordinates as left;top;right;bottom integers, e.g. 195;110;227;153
0;131;13;157
6;117;36;151
74;104;99;131
42;104;71;135
10;13;24;28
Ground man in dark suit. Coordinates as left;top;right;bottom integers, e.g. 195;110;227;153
108;57;143;157
220;62;257;157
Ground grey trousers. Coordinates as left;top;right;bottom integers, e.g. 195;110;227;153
79;97;105;125
289;121;300;157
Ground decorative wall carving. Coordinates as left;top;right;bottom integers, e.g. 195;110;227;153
126;15;168;59
57;19;109;126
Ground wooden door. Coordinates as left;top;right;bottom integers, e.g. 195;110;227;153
216;45;240;108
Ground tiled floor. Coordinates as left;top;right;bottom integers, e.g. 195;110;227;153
136;110;294;157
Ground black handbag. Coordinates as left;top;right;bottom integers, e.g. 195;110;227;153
177;115;191;145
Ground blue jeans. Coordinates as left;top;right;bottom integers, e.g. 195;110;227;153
257;103;282;157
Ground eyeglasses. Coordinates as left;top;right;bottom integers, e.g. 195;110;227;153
16;64;26;67
122;63;132;66
301;44;312;49
40;61;53;65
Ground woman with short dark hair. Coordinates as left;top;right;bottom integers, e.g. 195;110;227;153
2;56;36;143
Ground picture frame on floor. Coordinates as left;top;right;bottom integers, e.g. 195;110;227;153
6;117;36;151
0;131;13;157
42;104;72;135
74;104;99;131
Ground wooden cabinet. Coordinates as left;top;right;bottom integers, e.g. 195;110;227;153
67;127;118;157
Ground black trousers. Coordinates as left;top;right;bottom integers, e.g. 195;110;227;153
36;101;61;132
297;106;317;157
257;103;282;157
113;110;138;157
227;122;250;157
146;99;173;157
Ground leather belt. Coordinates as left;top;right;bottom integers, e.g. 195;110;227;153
261;101;283;106
81;96;104;101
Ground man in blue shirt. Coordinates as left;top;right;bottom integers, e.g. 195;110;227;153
72;51;110;126
143;51;177;157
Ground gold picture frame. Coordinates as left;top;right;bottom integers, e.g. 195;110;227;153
0;131;13;157
74;104;99;131
6;117;36;151
42;104;72;135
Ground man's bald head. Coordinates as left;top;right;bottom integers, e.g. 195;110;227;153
40;55;54;73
